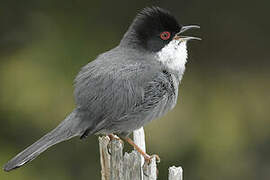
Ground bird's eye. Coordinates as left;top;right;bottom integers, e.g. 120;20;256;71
160;31;171;40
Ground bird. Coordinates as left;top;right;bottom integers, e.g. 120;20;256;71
3;6;200;172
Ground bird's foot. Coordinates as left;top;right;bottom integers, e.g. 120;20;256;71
123;137;161;164
108;134;123;143
107;134;123;155
142;154;160;177
144;154;161;164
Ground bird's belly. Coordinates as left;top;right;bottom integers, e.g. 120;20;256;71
131;93;178;133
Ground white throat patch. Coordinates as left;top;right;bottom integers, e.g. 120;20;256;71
156;40;188;75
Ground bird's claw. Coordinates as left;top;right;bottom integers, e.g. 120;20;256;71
107;134;124;154
152;154;161;163
108;134;123;144
144;154;161;164
142;154;160;177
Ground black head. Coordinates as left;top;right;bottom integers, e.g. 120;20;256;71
120;7;182;52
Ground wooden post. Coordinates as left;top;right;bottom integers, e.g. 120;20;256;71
99;136;110;180
99;128;183;180
168;166;183;180
134;127;157;180
133;127;146;167
123;151;141;180
110;139;124;179
99;136;142;180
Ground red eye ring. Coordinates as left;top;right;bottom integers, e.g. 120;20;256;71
160;31;171;40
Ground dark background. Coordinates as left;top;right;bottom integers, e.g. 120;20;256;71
0;0;269;179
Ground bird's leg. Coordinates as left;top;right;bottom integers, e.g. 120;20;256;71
122;137;160;164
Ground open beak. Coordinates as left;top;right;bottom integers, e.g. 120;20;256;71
173;25;201;42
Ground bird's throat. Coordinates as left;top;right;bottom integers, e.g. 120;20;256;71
156;40;187;78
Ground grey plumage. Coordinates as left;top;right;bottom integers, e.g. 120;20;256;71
4;47;179;172
74;47;179;137
3;7;196;172
3;110;83;171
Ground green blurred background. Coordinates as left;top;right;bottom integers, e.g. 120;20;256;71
0;0;269;179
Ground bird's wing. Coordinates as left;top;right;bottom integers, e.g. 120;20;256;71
105;66;178;136
74;56;178;135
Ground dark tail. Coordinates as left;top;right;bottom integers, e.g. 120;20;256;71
3;110;83;172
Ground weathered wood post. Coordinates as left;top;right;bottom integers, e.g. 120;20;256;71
99;127;183;180
168;166;183;180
